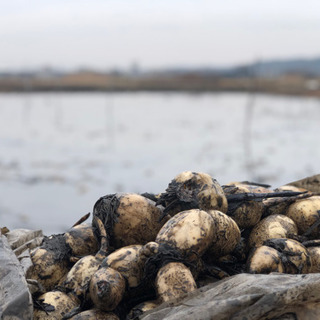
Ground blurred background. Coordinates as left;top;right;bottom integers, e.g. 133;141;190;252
1;0;320;235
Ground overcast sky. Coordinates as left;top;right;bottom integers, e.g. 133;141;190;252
1;0;320;71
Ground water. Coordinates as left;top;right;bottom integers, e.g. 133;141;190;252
0;91;319;235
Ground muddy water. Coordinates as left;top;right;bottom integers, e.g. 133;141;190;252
0;92;319;235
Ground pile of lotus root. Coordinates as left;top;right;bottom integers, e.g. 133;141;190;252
21;171;320;319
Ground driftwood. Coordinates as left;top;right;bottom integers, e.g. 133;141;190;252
141;273;320;320
0;235;33;319
286;174;320;193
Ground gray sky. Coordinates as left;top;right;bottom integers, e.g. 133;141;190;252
1;0;320;71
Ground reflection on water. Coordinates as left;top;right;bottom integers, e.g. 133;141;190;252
0;92;319;235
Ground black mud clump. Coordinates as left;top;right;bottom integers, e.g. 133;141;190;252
217;255;246;277
116;285;157;320
202;240;247;279
92;193;120;247
157;174;203;219
263;239;289;253
302;239;320;247
42;233;72;262
263;238;306;274
33;298;56;313
143;243;192;284
140;192;159;203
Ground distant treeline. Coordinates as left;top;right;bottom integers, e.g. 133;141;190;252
1;56;320;96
